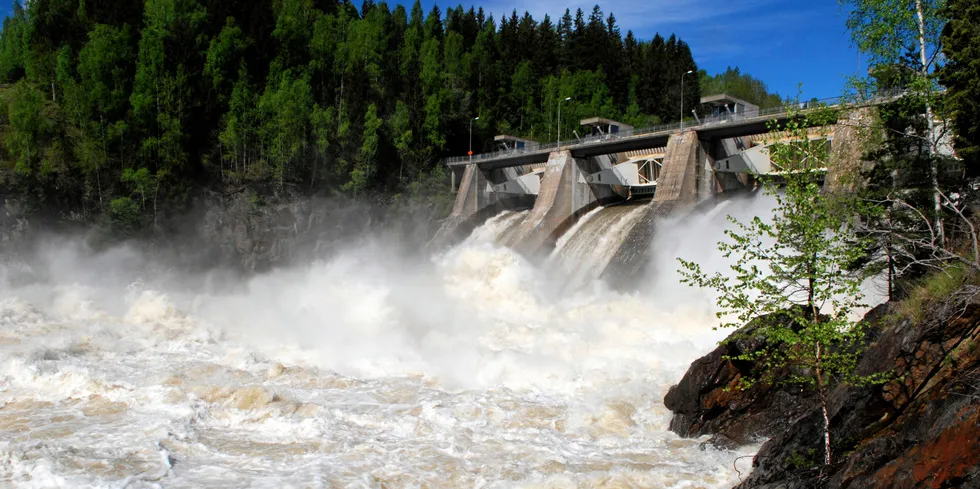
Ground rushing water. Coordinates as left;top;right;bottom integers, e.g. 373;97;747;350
0;206;761;488
547;203;650;292
465;210;529;246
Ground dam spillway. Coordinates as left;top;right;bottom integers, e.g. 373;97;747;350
434;104;870;288
546;203;650;292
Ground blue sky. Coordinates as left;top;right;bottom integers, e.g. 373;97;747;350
433;0;863;100
0;0;861;99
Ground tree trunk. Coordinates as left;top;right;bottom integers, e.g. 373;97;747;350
916;0;943;243
310;154;317;191
808;280;831;465
816;341;832;465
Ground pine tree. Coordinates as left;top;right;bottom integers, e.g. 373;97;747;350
939;0;980;175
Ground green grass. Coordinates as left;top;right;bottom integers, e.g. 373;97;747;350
896;265;974;322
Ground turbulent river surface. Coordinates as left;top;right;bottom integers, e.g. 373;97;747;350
0;203;766;489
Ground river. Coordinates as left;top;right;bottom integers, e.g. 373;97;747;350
0;200;769;488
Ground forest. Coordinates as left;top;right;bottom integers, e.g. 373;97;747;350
0;0;790;228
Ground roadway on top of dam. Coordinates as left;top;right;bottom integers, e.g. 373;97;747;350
446;92;903;171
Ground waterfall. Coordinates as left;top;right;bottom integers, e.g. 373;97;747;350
545;202;650;291
462;209;529;245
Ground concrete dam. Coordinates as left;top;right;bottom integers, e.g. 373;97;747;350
434;94;871;289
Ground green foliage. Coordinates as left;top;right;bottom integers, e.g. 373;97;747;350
786;449;819;470
842;0;945;69
345;103;381;193
895;265;972;321
0;0;778;228
204;18;248;98
121;167;155;207
700;66;785;109
5;80;52;177
678;112;879;464
844;0;951;257
78;24;133;119
939;0;980;176
0;1;26;82
108;196;141;232
260;69;313;187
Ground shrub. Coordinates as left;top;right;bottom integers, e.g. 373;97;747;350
108;196;141;233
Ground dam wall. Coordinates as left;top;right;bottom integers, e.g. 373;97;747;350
602;131;708;289
431;164;533;247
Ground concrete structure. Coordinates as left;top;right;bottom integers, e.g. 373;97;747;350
825;109;870;192
700;94;760;120
432;164;537;247
494;135;537;151
492;170;542;195
580;118;634;137
434;92;907;252
502;150;624;254
446;92;905;172
444;106;802;171
654;132;701;204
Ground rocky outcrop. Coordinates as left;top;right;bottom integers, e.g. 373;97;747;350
667;290;980;489
738;291;980;489
664;309;818;448
164;188;425;271
189;189;337;271
0;187;443;273
0;197;30;244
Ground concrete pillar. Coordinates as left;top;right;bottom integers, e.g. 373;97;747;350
826;108;872;193
503;150;623;256
506;152;577;255
430;164;530;248
602;131;703;289
451;164;490;221
654;131;701;204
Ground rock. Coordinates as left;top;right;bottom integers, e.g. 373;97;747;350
0;197;31;244
167;188;392;272
700;433;741;451
664;308;817;445
729;291;980;489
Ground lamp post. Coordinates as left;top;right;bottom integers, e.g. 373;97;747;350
680;70;693;131
469;116;479;164
557;96;571;152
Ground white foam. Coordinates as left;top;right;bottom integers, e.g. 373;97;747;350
0;209;764;488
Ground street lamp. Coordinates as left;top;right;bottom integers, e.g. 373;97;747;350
557;96;571;152
680;70;693;131
469;116;479;164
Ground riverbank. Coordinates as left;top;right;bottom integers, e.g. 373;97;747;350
666;274;980;488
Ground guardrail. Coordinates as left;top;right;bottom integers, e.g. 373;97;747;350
445;89;909;166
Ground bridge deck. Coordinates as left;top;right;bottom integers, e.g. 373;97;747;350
446;92;903;171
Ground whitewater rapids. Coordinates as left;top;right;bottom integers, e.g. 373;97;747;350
0;203;767;488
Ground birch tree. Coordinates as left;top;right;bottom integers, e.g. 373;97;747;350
679;112;877;466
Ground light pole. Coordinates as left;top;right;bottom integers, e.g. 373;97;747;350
469;116;479;164
680;70;693;131
557;96;571;152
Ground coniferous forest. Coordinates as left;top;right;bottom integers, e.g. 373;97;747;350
0;0;748;227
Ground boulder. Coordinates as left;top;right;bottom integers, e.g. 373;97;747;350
664;308;818;446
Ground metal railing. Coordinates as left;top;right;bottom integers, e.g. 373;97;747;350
445;89;908;167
